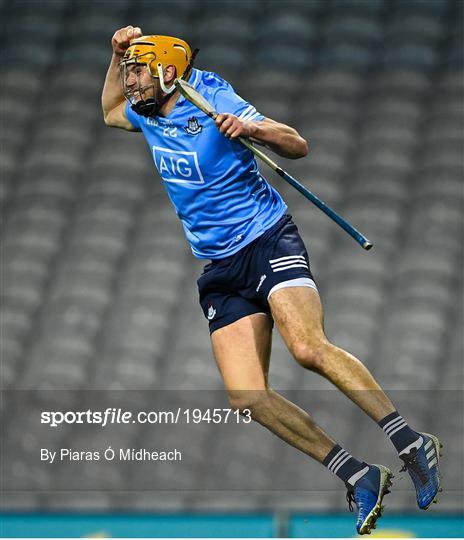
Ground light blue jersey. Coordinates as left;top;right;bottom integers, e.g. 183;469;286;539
126;68;287;259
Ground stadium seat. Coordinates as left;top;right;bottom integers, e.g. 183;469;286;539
198;15;254;43
305;68;365;96
392;0;450;16
198;0;260;17
317;43;374;68
383;44;439;68
136;14;191;41
268;0;324;17
325;17;382;46
258;14;315;45
197;46;246;74
330;0;385;16
255;45;313;72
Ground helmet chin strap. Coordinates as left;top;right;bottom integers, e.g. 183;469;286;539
157;63;176;94
130;64;176;118
131;95;159;117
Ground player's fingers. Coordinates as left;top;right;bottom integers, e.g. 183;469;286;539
113;25;143;55
116;25;139;43
126;26;141;39
222;119;234;132
226;121;240;136
229;126;243;139
112;29;124;44
219;117;234;133
125;27;136;43
121;25;134;37
215;114;227;126
113;28;129;46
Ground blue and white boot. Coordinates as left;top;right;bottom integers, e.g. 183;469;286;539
399;432;443;509
345;464;393;535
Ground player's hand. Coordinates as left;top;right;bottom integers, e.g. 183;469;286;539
215;113;253;140
112;25;142;57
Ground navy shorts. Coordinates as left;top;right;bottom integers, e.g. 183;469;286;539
197;213;317;333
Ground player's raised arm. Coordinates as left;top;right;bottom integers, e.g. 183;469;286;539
102;25;142;130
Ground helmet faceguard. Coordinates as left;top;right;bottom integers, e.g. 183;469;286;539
119;60;160;117
119;35;197;117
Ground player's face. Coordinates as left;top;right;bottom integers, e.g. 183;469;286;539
123;63;156;102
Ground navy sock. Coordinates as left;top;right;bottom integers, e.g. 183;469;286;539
323;444;369;486
379;411;421;454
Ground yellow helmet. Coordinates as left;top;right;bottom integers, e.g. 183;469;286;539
120;35;197;117
121;35;194;80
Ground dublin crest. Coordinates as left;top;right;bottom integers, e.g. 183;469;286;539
184;116;203;135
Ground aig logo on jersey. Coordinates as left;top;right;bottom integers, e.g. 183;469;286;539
184;116;203;135
153;146;205;184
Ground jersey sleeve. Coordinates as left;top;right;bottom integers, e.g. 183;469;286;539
125;101;142;131
211;79;265;122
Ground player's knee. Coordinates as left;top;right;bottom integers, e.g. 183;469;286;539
227;389;269;416
292;339;330;372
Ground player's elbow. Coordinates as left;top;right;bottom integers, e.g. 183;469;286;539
103;108;134;131
103;110;117;128
103;108;113;126
290;136;309;159
299;136;309;158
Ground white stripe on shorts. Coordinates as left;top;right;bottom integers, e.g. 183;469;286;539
272;263;309;272
270;258;307;269
267;277;317;300
269;255;306;264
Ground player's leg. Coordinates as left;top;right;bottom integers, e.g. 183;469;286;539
269;285;442;509
268;286;396;422
211;311;393;534
211;312;335;462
